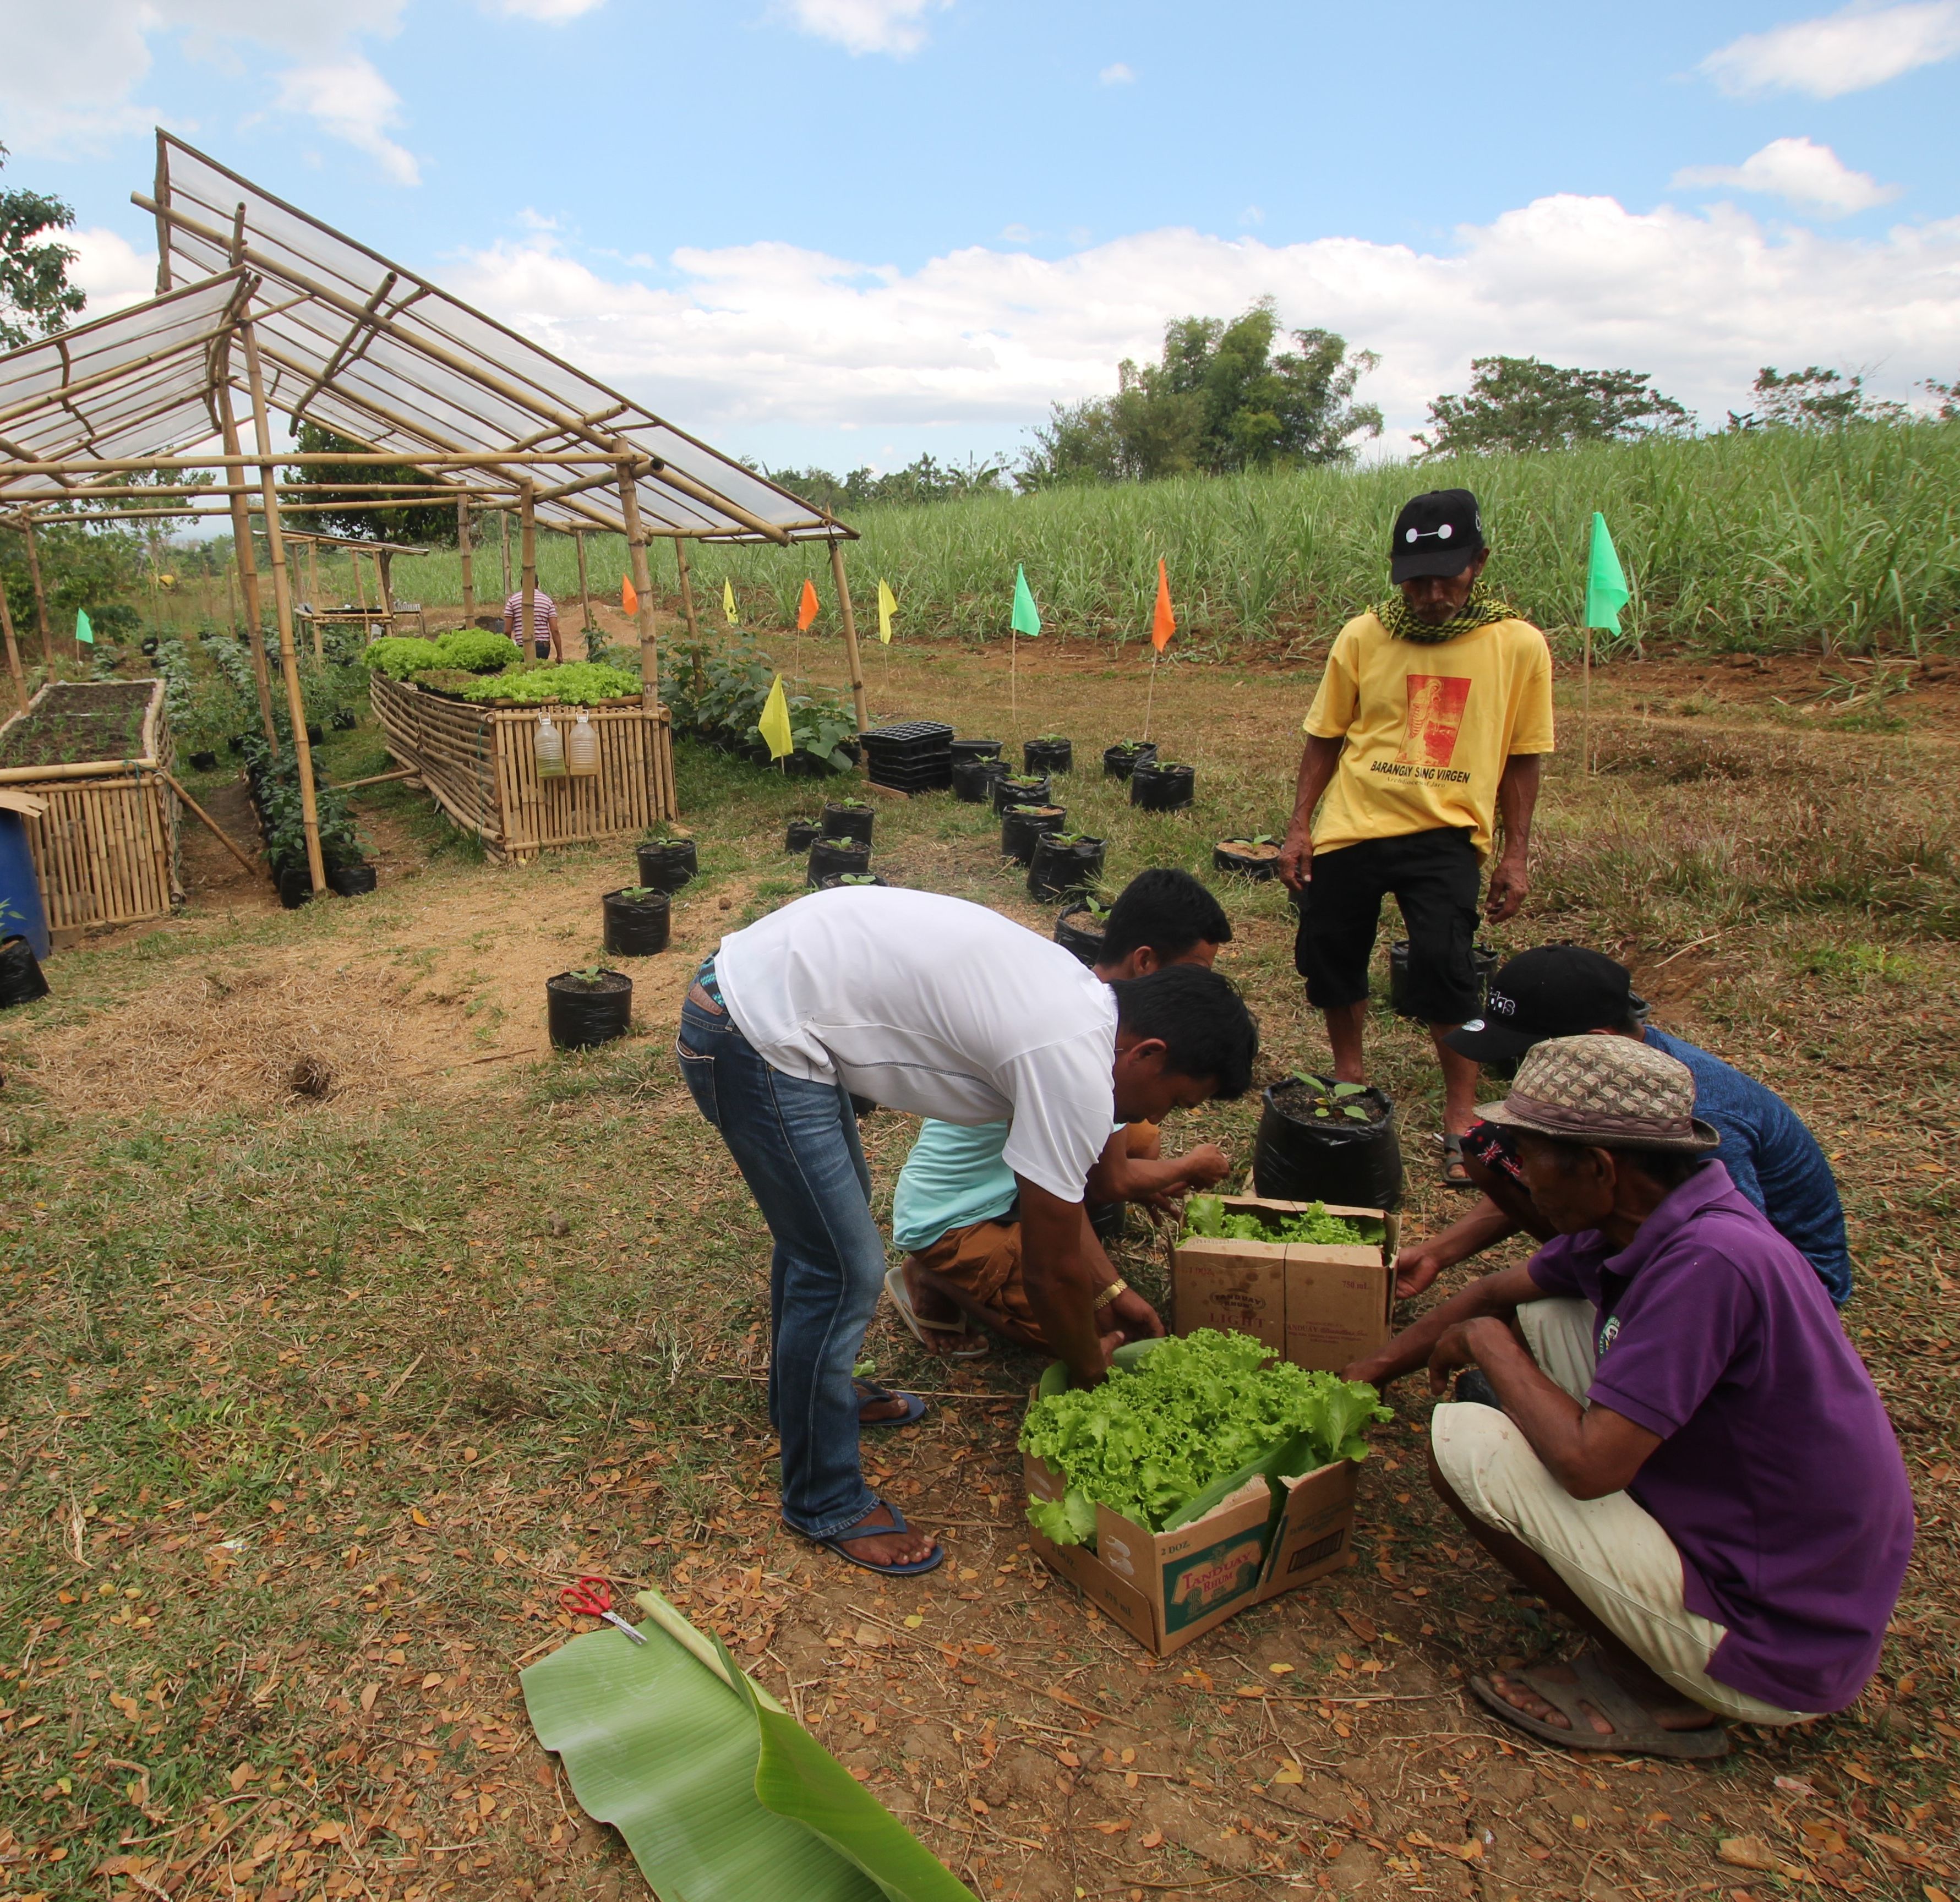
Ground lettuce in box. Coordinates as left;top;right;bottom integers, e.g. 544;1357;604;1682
1019;1329;1389;1548
1183;1195;1378;1247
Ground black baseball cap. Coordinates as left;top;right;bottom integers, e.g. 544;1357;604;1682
1390;489;1487;584
1445;946;1642;1064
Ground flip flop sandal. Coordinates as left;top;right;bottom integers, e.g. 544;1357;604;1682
854;1377;926;1428
796;1496;945;1578
884;1265;989;1358
1439;1132;1475;1190
1470;1649;1729;1760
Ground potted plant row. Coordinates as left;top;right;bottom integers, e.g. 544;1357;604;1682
240;734;376;906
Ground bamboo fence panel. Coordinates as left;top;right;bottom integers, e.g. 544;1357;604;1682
368;673;674;860
0;679;181;930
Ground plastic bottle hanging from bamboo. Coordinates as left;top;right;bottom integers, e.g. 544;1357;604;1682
567;712;599;778
536;710;567;779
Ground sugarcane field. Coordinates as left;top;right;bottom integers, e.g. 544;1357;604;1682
2;32;1958;1902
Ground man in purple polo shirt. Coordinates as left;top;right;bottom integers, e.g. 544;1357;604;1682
1344;1035;1912;1758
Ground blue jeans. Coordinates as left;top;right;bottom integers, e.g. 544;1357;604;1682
675;967;886;1539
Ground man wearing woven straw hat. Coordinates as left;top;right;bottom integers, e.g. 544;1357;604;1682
1276;489;1553;1187
1345;1035;1912;1758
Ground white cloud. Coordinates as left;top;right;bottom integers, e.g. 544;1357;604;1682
443;194;1960;460
1099;62;1136;85
0;1;417;178
487;0;606;16
782;0;949;56
1700;1;1960;97
274;57;418;184
64;227;161;316
1672;137;1899;216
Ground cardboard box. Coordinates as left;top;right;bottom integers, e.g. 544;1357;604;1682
1173;1196;1396;1374
1024;1445;1358;1654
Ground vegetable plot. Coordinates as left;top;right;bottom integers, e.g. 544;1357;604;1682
1020;1330;1388;1548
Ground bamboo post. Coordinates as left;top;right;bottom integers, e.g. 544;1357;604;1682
518;483;539;658
829;538;869;737
0;571;26;715
378;549;395;631
498;509;512;599
215;356;279;747
616;459;663;727
674;538;701;648
458;499;476;622
226;560;241;630
20;513;53;669
574;530;593;645
242;319;327;895
156;768;259;875
354;547;370;619
304;539;323;660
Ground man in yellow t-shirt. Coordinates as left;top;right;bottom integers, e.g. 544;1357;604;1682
1276;489;1554;1187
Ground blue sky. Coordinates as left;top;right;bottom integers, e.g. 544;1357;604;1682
4;0;1958;472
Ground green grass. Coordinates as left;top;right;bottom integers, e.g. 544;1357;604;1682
357;423;1960;659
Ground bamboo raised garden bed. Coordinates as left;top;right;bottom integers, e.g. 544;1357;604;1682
368;672;675;862
0;680;180;933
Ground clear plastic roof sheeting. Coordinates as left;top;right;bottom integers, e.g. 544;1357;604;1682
0;274;245;491
0;134;843;544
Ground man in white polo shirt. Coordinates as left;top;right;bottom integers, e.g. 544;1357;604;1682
676;888;1259;1577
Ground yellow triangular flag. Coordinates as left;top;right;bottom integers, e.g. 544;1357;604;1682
758;673;794;761
876;578;896;645
723;578;738;626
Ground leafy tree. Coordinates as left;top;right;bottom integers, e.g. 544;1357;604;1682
0;143;86;352
1924;375;1960;422
1726;365;1907;432
763;454;1009;514
1417;356;1693;458
283;422;461;544
1020;301;1382;487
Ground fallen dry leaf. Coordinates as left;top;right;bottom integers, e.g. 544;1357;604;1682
359;1684;379;1713
1337;1609;1379;1644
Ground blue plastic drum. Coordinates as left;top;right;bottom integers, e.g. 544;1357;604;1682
0;806;51;959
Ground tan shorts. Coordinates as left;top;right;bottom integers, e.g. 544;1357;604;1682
907;1216;1044;1342
1431;1298;1814;1726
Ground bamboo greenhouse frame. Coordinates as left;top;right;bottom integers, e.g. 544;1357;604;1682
0;130;870;894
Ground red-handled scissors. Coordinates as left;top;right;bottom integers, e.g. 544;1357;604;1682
560;1575;647;1646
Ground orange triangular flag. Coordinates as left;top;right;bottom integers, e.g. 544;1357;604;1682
796;577;821;632
622;576;638;616
1150;558;1176;652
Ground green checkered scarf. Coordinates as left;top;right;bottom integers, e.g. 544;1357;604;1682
1377;583;1516;646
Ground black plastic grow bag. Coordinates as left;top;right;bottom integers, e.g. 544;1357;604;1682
1253;1072;1403;1210
603;888;671;957
547;969;634;1050
1028;834;1105;901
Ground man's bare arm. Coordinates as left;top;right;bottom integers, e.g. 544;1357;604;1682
1341;1262;1542;1390
1486;752;1542;923
1427;1318;1661;1498
1017;1176;1109;1386
1276;734;1344;893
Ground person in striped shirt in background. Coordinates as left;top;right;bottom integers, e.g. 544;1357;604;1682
504;588;561;660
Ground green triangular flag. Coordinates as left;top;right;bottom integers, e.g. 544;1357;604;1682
1009;564;1041;637
1583;512;1630;633
74;609;95;646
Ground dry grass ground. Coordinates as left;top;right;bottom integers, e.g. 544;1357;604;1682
0;632;1954;1902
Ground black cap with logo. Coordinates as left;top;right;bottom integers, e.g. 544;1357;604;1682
1444;945;1643;1064
1389;489;1487;584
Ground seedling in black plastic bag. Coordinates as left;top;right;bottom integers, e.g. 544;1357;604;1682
1289;1073;1374;1122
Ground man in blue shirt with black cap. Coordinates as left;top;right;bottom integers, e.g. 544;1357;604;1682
1394;944;1853;1305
